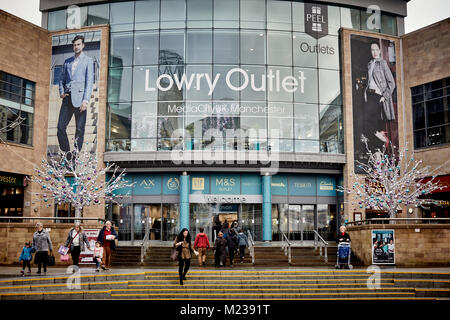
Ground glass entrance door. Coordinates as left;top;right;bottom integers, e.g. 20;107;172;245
287;204;315;241
134;204;150;242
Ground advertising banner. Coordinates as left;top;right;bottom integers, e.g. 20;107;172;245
48;30;102;158
79;228;100;264
371;229;395;264
350;34;399;173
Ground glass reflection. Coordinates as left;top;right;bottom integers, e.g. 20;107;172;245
110;32;133;67
240;0;266;29
135;0;160;30
214;0;239;28
161;0;186;29
187;0;213;28
268;32;292;66
319;104;343;154
187;30;212;64
110;2;134;32
267;0;292;31
240;31;266;65
213;30;239;64
319;69;341;105
134;31;159;66
108;67;132;103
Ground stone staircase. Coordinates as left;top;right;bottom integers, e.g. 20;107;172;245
111;245;363;268
0;270;449;300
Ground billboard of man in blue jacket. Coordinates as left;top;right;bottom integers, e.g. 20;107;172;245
57;35;94;153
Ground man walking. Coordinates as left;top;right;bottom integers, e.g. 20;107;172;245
194;227;210;267
58;35;94;155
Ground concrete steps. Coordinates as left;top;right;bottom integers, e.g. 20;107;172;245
0;270;449;300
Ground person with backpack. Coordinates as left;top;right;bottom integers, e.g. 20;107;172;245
19;241;33;275
237;228;249;263
221;220;230;240
227;228;238;266
194;227;210;267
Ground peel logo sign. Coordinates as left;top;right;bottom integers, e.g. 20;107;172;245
305;3;328;39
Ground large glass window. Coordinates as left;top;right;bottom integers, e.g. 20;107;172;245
88;4;109;26
381;14;398;36
267;0;291;31
240;31;266;65
107;103;131;151
187;30;212;64
187;0;213;28
319;69;341;105
319;104;343;154
213;30;239;64
292;1;305;32
108;67;133;103
185;65;213;100
0;71;35;146
134;31;159;66
214;0;239;28
161;0;186;29
327;6;341;35
135;0;160;30
240;0;266;29
293;33;317;68
317;36;340;70
294;67;318;104
294;103;319;151
131;102;157;151
48;9;66;31
132;66;158;101
110;1;135;32
267;32;292;66
110;32;134;67
159;31;186;64
412;77;450;149
340;7;360;30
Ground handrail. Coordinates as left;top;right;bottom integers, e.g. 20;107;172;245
347;218;450;226
247;230;255;264
280;231;292;264
0;216;105;223
313;230;328;263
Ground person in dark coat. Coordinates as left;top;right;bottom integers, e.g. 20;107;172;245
214;231;228;267
97;221;118;270
212;215;222;241
174;228;197;285
221;220;230;240
227;228;238;266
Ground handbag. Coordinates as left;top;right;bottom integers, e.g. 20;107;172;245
170;249;179;261
60;254;69;262
47;254;56;266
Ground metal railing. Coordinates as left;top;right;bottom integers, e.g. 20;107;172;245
313;230;328;263
0;216;105;223
280;231;292;264
247;230;255;264
347;218;450;226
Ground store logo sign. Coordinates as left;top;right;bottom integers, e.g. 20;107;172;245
167;178;179;191
192;178;205;191
319;180;334;191
140;178;155;189
304;3;328;39
145;68;306;95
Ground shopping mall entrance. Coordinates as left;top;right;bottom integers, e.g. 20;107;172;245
111;203;180;246
190;203;263;242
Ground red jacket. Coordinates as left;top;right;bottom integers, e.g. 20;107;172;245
194;233;210;249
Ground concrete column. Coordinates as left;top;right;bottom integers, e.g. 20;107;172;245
262;174;272;241
179;172;189;230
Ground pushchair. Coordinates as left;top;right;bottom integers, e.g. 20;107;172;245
335;242;353;269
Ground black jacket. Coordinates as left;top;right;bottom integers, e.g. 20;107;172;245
214;237;228;256
336;232;351;244
227;232;238;249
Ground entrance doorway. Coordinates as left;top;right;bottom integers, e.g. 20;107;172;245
112;203;179;245
190;203;262;242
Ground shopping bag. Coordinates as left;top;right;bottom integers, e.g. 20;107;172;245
60;254;69;262
58;245;69;256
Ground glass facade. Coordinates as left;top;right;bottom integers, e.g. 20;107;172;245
0;71;35;146
412;77;450;149
47;0;398;155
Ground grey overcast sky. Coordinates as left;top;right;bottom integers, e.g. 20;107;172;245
0;0;449;33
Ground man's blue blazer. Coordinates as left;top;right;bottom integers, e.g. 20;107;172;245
59;53;94;108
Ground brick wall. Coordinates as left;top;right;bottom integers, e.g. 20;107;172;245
348;224;450;266
0;222;105;266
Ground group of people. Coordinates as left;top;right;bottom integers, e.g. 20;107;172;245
19;221;118;275
373;238;395;260
173;222;249;285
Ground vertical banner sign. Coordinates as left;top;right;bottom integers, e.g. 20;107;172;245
48;30;102;158
79;229;100;264
371;229;395;264
304;3;328;39
350;34;398;173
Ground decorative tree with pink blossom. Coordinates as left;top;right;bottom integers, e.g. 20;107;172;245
339;140;447;218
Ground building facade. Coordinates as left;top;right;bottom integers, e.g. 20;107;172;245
35;0;416;245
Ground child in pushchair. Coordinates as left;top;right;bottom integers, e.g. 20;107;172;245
335;225;353;269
